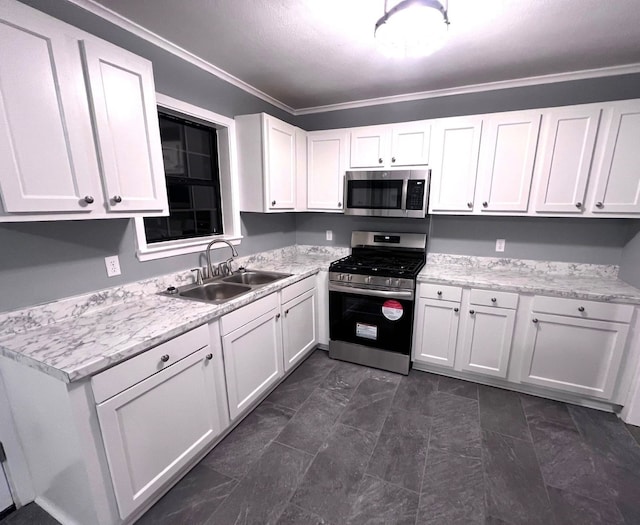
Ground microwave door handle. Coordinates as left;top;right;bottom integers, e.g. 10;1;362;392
402;178;409;215
329;283;414;300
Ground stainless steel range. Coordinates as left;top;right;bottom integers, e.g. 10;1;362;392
328;231;427;375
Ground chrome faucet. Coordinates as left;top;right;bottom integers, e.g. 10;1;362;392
206;239;239;279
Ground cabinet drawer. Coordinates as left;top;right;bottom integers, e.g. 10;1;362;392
532;296;633;323
419;283;462;302
470;289;519;309
92;324;209;404
281;275;316;304
220;292;279;336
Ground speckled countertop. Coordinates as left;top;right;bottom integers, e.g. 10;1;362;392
419;254;640;304
0;245;347;383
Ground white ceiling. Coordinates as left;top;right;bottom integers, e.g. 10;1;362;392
85;0;640;111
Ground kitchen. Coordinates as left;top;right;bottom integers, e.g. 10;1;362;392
1;0;640;523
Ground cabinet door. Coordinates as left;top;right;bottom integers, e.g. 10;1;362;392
590;101;640;214
520;313;629;399
307;130;348;210
534;107;601;213
350;126;389;168
428;117;482;213
222;308;283;420
478;111;541;213
282;289;318;372
264;117;297;210
460;306;515;378
390;122;430;166
412;298;460;368
97;347;223;520
0;13;98;213
82;39;167;213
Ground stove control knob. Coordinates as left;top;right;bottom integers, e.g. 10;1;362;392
348;274;353;281
386;278;391;286
339;274;345;281
366;276;372;284
394;279;401;287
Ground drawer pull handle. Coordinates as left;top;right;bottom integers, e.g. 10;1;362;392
205;353;213;360
532;318;538;323
160;354;170;363
112;195;122;203
467;202;473;208
338;202;342;207
595;201;604;209
482;201;488;207
491;297;497;303
271;200;276;206
285;309;290;316
469;309;475;315
391;157;396;163
83;195;94;204
453;307;459;313
276;313;281;320
575;202;582;208
378;158;383;164
437;290;443;296
578;306;585;312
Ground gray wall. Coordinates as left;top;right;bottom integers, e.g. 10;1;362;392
619;224;640;288
295;214;635;266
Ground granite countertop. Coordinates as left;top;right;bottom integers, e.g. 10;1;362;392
419;254;640;304
0;245;347;383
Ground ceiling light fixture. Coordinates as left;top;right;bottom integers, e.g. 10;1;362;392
375;0;450;58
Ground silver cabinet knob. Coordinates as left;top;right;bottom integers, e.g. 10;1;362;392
578;306;585;312
275;313;281;320
437;290;443;296
378;158;383;164
453;307;459;313
491;297;497;303
112;195;122;203
160;354;170;362
532;318;539;323
338;202;342;207
467;202;473;208
595;201;604;208
391;157;396;163
482;201;488;207
271;200;276;206
285;309;289;316
83;195;94;204
205;353;213;360
575;202;582;208
469;309;475;315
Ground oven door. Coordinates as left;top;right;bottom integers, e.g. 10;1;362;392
329;283;415;355
344;172;407;217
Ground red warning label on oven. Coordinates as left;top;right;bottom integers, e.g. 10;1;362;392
382;300;403;321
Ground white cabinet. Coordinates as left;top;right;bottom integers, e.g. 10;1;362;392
589;100;640;214
0;1;168;221
533;106;601;213
236;113;305;212
413;298;460;368
95;328;224;520
221;294;283;420
477;111;541;213
282;288;318;371
307;129;349;211
428;116;483;213
520;297;632;399
349;122;430;168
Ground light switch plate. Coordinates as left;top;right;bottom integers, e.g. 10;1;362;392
105;255;121;277
326;230;333;241
495;239;506;252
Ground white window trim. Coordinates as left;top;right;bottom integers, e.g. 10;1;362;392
134;93;242;262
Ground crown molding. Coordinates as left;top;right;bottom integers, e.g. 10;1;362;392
65;0;296;114
294;63;640;115
63;0;640;118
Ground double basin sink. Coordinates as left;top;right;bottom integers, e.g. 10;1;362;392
164;270;292;304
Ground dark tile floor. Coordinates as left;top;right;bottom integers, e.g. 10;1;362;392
4;349;640;525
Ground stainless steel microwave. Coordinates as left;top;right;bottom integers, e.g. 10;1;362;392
343;170;429;218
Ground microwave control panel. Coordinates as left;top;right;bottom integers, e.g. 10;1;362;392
406;180;426;210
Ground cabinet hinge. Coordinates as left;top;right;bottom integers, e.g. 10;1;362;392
0;442;5;463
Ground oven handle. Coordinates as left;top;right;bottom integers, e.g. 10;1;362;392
328;282;414;301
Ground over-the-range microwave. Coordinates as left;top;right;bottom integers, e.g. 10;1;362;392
343;169;429;218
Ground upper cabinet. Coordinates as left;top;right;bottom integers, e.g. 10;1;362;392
349;121;430;168
307;129;349;211
236;113;305;212
533;106;601;214
589;100;640;214
429;116;482;213
0;1;168;221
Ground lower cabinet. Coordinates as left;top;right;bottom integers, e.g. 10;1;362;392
520;297;633;399
412;298;460;368
95;326;225;520
282;288;318;371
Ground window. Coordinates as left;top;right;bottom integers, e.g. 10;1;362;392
143;113;223;243
133;94;241;261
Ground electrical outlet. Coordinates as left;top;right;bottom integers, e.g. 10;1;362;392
326;230;333;241
105;255;121;277
495;239;506;252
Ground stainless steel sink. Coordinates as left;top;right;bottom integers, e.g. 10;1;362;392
163;269;292;305
222;270;289;286
178;282;251;302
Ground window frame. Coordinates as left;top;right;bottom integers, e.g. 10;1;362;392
133;93;242;261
